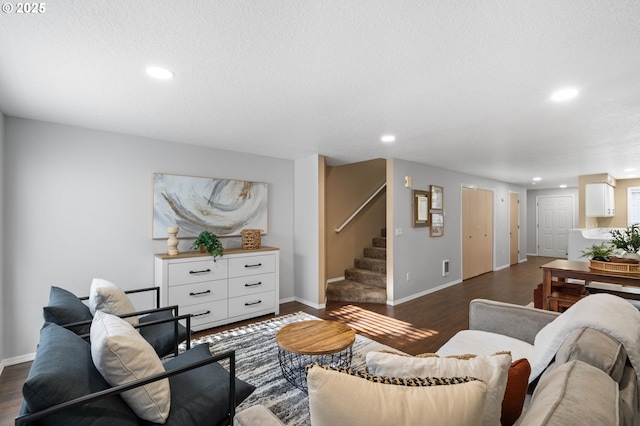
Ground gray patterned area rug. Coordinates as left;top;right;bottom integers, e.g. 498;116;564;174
181;312;398;426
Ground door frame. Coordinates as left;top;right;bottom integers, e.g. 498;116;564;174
509;191;520;265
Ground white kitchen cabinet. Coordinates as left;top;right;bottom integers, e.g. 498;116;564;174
155;247;280;331
586;183;615;217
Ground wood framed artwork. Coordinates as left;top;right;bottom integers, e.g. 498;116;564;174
430;185;443;210
430;212;444;237
412;189;429;227
153;173;268;239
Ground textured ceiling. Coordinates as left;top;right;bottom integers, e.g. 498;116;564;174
1;1;639;189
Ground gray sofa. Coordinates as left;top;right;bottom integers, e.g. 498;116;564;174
236;298;639;426
463;299;637;426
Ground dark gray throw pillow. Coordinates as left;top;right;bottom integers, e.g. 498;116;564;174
139;309;189;358
157;343;256;426
42;286;93;335
22;322;138;426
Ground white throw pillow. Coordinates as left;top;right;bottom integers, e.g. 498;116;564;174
91;311;170;423
366;351;511;426
307;365;487;426
89;278;139;326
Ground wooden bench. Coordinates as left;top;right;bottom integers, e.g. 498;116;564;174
548;290;588;312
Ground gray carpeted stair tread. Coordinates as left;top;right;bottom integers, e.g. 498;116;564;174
326;279;387;304
372;237;386;248
354;257;386;273
363;246;386;259
345;268;386;288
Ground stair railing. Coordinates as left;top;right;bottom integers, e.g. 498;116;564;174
335;182;387;233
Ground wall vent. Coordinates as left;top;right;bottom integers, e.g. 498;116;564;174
443;260;450;277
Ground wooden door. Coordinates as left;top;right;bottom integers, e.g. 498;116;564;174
510;193;519;265
462;187;494;280
481;189;494;273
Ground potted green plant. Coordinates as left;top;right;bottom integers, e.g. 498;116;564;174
609;225;640;260
192;231;224;261
580;243;615;261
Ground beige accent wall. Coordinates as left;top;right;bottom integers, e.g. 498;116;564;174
325;158;386;281
578;173;640;228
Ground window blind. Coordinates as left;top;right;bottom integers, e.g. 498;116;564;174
628;187;640;225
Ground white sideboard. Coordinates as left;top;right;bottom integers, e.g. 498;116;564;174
154;247;280;331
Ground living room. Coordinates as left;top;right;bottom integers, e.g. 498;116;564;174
1;2;640;424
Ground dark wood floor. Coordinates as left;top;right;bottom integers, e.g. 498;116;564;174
0;256;553;425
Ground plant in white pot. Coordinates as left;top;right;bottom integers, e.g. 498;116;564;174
609;225;640;261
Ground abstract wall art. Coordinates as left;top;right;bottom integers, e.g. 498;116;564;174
153;173;268;239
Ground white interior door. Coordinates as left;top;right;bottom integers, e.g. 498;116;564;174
537;196;574;258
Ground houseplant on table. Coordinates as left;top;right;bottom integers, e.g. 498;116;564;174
581;243;615;261
192;231;224;261
609;225;640;261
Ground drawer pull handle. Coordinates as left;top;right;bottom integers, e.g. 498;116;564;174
189;290;212;296
189;269;211;274
192;310;211;318
245;282;262;287
245;300;262;306
245;263;262;268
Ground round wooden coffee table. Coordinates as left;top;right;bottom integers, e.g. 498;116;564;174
275;320;355;392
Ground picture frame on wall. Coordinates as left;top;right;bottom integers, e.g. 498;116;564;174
412;189;429;227
152;173;268;239
430;185;443;210
430;212;444;237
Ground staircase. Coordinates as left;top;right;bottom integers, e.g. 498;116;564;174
326;229;387;304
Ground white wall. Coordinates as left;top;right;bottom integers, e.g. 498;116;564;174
3;117;295;360
293;155;322;307
390;159;527;303
526;187;579;255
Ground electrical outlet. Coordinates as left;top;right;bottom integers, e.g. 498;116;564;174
406;272;411;281
442;260;450;277
395;228;403;236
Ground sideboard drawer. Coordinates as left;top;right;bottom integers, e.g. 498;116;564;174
180;299;228;329
228;273;275;298
168;259;228;285
228;254;275;277
168;280;228;307
228;291;276;317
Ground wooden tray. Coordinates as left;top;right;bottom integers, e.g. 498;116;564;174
590;259;640;274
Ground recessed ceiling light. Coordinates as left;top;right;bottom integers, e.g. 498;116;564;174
531;182;537;185
550;87;579;102
624;168;637;172
559;184;567;188
533;177;542;181
146;66;174;80
380;135;396;143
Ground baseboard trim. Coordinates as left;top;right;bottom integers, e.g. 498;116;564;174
388;279;463;306
519;257;528;264
326;276;345;284
2;352;36;369
494;263;510;271
279;296;295;304
293;297;326;310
